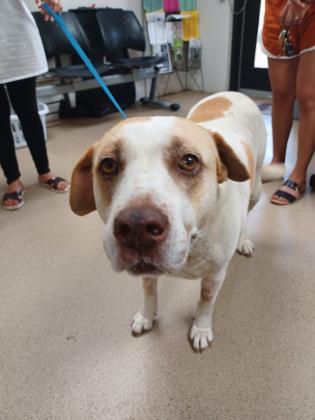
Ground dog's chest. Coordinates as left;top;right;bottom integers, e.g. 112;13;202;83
173;239;224;279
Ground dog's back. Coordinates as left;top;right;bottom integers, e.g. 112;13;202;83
188;91;266;206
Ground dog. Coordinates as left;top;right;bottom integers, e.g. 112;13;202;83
70;92;266;352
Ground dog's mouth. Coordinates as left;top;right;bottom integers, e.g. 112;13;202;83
107;227;195;276
128;259;163;276
112;235;194;276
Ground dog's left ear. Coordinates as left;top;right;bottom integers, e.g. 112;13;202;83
70;145;96;216
212;132;250;183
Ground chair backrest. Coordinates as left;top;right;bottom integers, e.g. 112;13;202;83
69;8;104;61
32;11;92;60
96;9;145;61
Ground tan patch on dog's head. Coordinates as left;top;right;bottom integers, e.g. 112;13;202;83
70;132;123;216
93;134;124;207
164;120;219;209
188;97;232;123
165;135;205;190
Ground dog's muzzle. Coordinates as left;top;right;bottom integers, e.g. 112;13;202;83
113;205;169;274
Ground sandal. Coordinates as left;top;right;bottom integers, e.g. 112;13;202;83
39;176;69;193
2;189;25;211
270;179;304;205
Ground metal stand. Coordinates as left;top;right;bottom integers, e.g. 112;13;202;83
140;68;180;111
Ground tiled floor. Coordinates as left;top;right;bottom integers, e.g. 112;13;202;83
1;91;315;419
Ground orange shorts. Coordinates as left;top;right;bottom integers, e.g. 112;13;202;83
262;0;315;59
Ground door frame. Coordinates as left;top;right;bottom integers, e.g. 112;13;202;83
229;0;271;92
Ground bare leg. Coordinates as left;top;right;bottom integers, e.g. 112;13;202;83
190;267;227;352
131;277;158;335
237;193;255;257
271;52;315;204
290;51;315;185
268;57;298;163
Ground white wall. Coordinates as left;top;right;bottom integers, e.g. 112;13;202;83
198;0;233;92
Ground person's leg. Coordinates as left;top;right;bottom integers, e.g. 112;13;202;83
268;57;299;163
7;77;68;191
7;77;50;174
0;84;24;208
290;51;315;184
271;51;315;204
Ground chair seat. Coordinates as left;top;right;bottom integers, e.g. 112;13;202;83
50;63;113;78
110;56;164;69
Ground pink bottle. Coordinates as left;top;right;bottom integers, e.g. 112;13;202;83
163;0;180;13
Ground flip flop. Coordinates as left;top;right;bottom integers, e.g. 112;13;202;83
270;179;304;205
39;176;69;193
2;189;25;211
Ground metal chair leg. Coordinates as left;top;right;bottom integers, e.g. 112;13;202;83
140;68;180;112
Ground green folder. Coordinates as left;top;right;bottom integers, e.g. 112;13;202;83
180;0;196;10
144;0;163;11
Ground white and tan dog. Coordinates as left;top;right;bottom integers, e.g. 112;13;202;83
70;92;266;352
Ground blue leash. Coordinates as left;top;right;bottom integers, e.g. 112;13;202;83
42;3;127;119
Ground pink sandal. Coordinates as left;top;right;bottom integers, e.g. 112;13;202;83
270;179;304;205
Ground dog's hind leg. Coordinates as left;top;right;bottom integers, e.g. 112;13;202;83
131;277;158;336
190;267;227;352
249;170;263;212
237;202;255;257
238;173;262;256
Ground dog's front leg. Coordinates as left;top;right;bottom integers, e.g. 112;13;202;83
190;267;227;352
131;277;158;336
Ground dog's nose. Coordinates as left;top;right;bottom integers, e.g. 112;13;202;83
114;206;169;252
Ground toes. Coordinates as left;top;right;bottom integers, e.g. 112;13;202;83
131;321;145;336
190;324;213;352
57;182;69;192
189;324;198;340
5;199;17;206
131;312;154;336
61;182;69;191
237;238;254;257
199;336;208;350
193;335;201;350
271;194;288;204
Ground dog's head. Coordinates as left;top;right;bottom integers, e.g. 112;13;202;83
70;117;249;276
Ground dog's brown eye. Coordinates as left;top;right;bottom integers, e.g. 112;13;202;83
178;154;200;172
99;157;118;176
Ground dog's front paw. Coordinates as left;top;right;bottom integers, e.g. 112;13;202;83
237;238;254;257
189;323;213;352
131;312;155;336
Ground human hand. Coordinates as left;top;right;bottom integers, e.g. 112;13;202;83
280;0;310;26
289;0;308;7
35;0;62;22
289;0;314;7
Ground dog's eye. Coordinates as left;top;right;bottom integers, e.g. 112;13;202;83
178;154;200;173
99;157;118;176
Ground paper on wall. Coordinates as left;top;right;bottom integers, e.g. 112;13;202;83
146;12;167;44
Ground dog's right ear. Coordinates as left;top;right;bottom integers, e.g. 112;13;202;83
70;145;96;216
212;132;250;183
